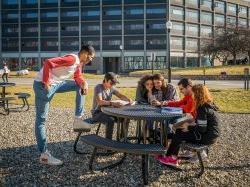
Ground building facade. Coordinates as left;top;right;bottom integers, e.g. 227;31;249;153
1;0;250;74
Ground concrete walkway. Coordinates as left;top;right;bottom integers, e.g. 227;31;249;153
7;77;245;89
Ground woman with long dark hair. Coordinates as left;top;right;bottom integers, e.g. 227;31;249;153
135;74;154;104
150;73;179;106
157;84;220;166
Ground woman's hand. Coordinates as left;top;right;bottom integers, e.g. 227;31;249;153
151;100;161;106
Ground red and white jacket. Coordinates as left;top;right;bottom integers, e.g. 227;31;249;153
35;54;85;86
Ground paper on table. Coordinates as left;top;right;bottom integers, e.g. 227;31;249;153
111;100;136;106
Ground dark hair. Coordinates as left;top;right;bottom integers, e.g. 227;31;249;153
138;74;153;89
152;73;167;93
79;44;95;55
178;78;192;88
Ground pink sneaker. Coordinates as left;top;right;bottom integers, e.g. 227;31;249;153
158;156;179;167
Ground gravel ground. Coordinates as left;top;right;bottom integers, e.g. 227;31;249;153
0;107;250;186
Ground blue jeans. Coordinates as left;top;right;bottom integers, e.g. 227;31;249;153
33;80;85;153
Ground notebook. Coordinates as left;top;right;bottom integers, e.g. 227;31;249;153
161;107;183;114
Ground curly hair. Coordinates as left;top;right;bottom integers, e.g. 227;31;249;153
192;84;213;109
137;74;153;89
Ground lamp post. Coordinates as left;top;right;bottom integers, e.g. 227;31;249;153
119;45;123;73
166;20;172;83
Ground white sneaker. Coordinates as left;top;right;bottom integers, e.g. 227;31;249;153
73;117;93;132
188;150;208;163
39;151;63;166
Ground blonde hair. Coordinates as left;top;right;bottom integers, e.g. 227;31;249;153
192;84;213;109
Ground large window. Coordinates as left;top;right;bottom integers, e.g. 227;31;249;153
103;21;122;35
146;6;166;18
186;0;198;7
41;23;58;36
41;38;58;51
227;3;236;15
238;18;248;28
146;20;165;34
2;38;19;51
124;36;144;50
146;35;166;50
125;6;144;19
201;12;212;25
215;14;225;25
186;38;198;51
171;6;184;20
82;8;100;21
214;1;225;13
103;36;121;50
81;37;100;50
21;24;38;37
172;22;184;35
200;0;212;10
103;7;122;20
61;9;79;21
239;6;247;17
124;56;144;70
2;24;19;37
61;23;79;36
186;24;199;37
21;10;38;22
2;0;18;8
171;56;184;68
170;37;184;50
201;26;212;37
21;38;38;51
124;21;144;35
61;37;79;51
82;22;100;35
41;9;58;22
186;9;199;22
187;57;199;67
227;16;236;26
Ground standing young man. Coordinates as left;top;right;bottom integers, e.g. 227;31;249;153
33;45;95;165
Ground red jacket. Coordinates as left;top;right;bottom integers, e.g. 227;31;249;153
35;54;85;86
167;95;196;118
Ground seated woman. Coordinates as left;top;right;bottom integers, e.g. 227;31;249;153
157;84;220;167
135;75;154;104
149;73;179;106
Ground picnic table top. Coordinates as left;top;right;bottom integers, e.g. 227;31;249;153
101;104;183;121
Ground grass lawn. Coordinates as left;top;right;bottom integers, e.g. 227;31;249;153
5;86;250;114
129;64;250;76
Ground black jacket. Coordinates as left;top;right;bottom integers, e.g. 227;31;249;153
188;103;220;143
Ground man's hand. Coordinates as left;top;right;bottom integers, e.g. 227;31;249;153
81;81;88;95
43;83;50;91
111;101;123;108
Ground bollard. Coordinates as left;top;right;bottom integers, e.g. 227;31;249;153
244;68;249;91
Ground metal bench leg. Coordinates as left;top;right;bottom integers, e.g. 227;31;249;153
73;131;87;154
24;98;30;111
89;147;98;171
142;154;149;185
197;151;205;177
98;153;127;171
95;123;102;135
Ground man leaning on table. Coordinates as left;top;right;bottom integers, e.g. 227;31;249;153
91;72;133;140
